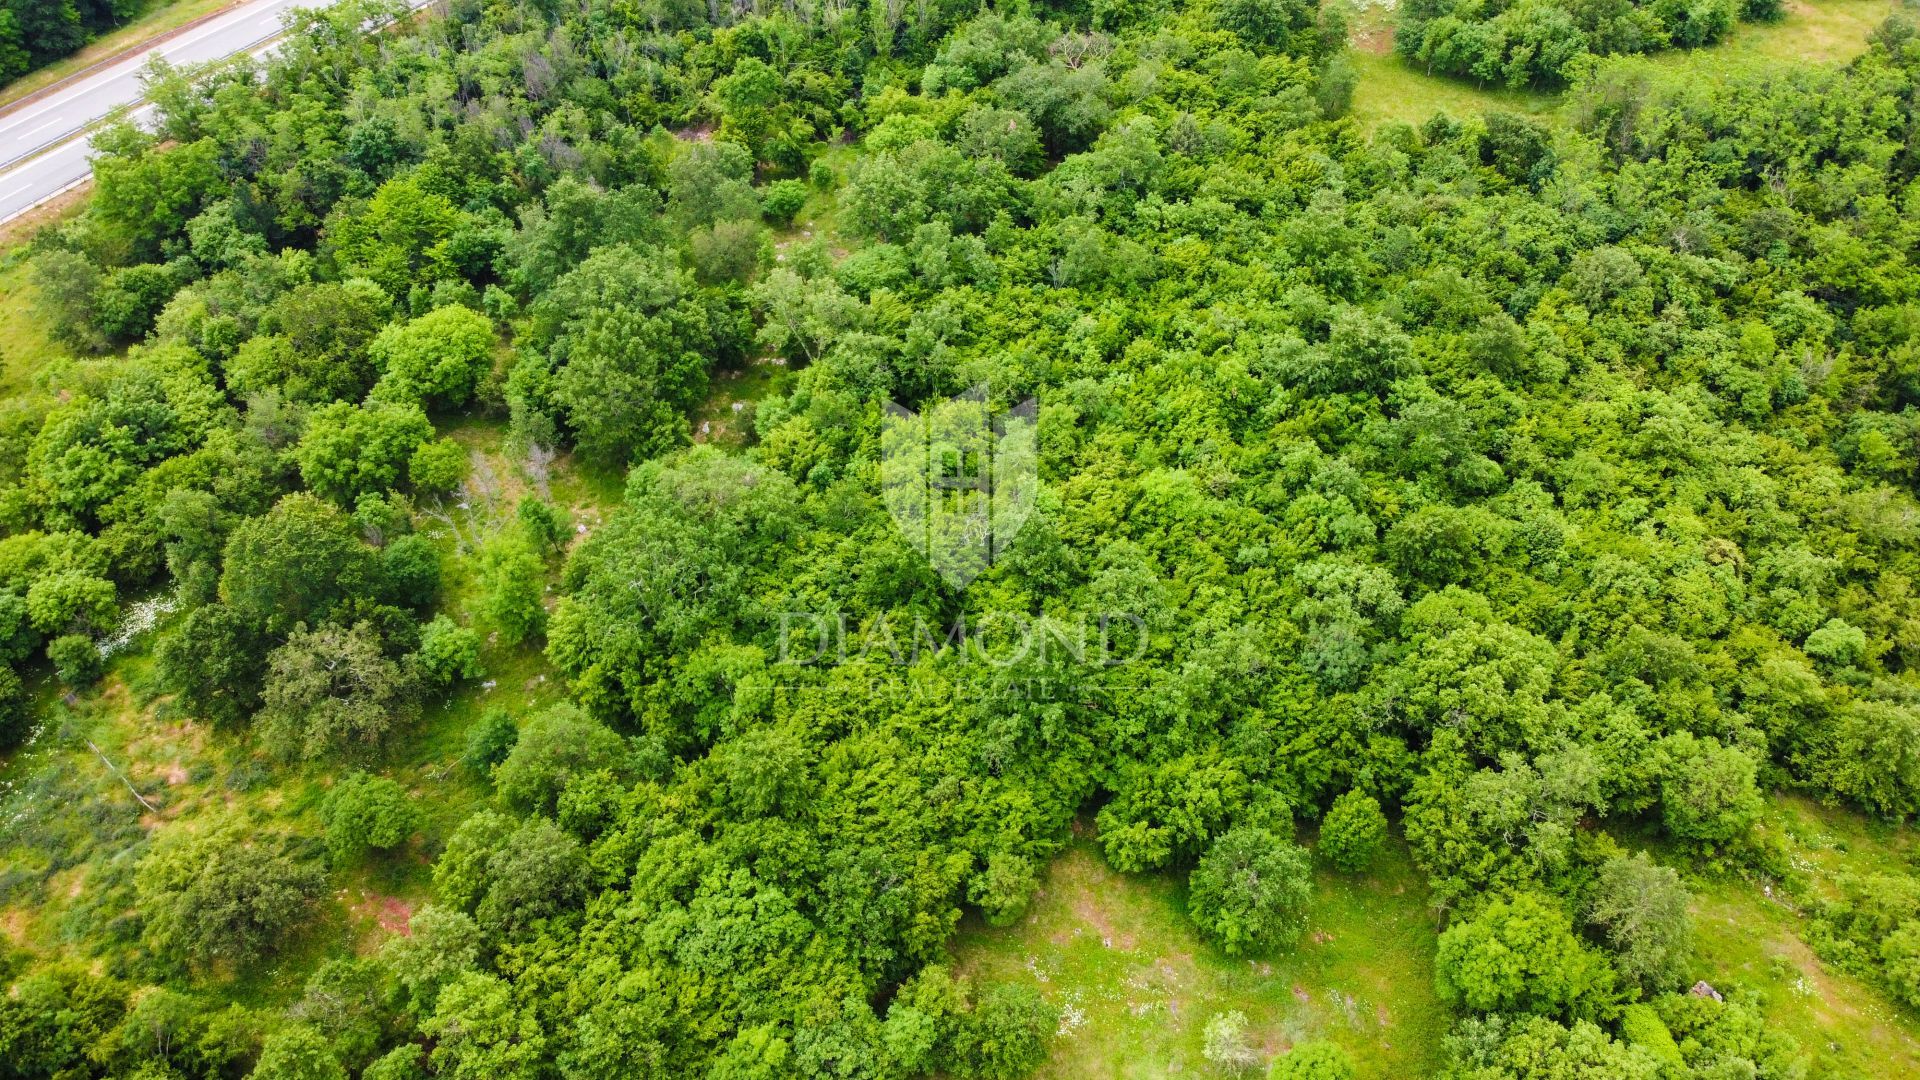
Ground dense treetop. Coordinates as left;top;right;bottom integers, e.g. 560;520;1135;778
3;0;1920;1075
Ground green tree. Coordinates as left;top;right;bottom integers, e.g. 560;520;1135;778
968;852;1039;928
46;633;98;687
527;244;736;466
421;973;546;1080
491;703;626;814
1188;827;1315;956
475;534;546;646
220;495;375;635
1436;892;1618;1020
135;826;323;970
380;905;481;1013
948;983;1054;1080
1587;853;1692;994
251;1026;347;1080
370;305;496;408
259;620;418;761
155;603;267;727
408;438;469;495
321;772;420;865
1655;734;1763;847
461;708;519;777
416;614;483;688
1202;1010;1262;1074
295;401;435;504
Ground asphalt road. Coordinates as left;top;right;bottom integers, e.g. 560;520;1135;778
0;0;414;224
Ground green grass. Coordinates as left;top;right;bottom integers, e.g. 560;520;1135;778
1640;0;1899;76
0;251;74;399
950;833;1448;1079
1344;0;1902;131
1345;50;1555;131
1672;794;1920;1079
693;359;792;449
1691;879;1920;1078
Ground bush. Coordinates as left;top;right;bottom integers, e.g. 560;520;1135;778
409;439;470;495
1318;790;1387;873
462;708;519;777
517;498;569;553
47;633;101;687
1202;1010;1261;1074
416;615;483;688
762;179;808;225
1267;1040;1355;1080
321;772;420;865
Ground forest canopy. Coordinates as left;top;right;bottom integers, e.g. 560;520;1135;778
2;0;1920;1076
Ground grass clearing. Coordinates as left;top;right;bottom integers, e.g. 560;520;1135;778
951;831;1447;1079
1692;878;1920;1078
694;358;792;448
0;248;74;398
1668;794;1920;1079
1344;0;1901;130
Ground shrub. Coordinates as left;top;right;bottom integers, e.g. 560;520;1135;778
1267;1040;1355;1080
416;615;483;688
462;708;519;777
47;633;101;687
762;179;809;225
409;439;470;495
1318;790;1387;873
322;772;420;865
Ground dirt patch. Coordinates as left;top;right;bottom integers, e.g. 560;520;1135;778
349;892;416;940
1070;885;1138;951
1352;24;1394;56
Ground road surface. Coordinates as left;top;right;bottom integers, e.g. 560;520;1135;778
0;0;422;224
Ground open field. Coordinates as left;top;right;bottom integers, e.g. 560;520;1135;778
951;833;1449;1079
1346;0;1902;129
